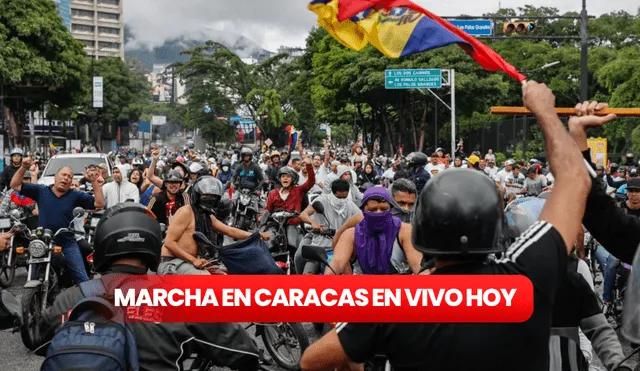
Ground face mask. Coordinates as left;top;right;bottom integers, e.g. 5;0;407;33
222;166;229;172
363;210;392;232
329;194;348;215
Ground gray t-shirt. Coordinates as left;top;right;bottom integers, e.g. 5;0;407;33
523;176;545;196
310;194;360;246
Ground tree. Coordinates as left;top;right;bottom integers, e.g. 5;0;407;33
79;58;150;151
301;6;640;158
174;42;301;147
0;0;88;148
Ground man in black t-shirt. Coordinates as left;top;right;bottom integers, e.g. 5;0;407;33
621;178;640;217
300;84;596;371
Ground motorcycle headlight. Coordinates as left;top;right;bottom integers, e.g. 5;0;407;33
29;240;48;258
240;196;251;206
0;218;11;229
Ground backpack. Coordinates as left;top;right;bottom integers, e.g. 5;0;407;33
41;280;139;371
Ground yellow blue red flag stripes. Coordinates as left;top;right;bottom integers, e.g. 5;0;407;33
308;0;526;82
285;125;302;152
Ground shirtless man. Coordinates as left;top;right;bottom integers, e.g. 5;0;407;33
158;176;269;275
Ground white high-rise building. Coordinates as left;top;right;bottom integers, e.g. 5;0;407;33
53;0;125;60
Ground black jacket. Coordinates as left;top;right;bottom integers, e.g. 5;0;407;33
582;149;640;264
147;191;189;225
231;163;264;192
32;266;260;371
0;164;20;192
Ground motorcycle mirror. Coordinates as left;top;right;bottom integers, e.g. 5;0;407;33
312;201;325;215
192;232;214;247
302;245;332;269
72;207;85;218
159;223;166;233
9;209;21;221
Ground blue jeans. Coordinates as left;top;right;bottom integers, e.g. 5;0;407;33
28;240;89;285
594;246;618;303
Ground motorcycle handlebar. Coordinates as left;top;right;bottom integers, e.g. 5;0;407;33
53;228;84;238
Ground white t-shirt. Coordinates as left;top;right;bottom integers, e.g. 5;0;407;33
311;164;328;193
506;172;526;188
382;168;395;180
495;169;512;189
485;153;496;163
425;163;445;176
297;171;308;186
485;165;499;179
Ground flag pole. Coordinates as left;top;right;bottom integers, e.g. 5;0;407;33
450;69;456;158
491;106;640;117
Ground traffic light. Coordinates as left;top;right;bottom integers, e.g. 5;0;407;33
503;22;535;35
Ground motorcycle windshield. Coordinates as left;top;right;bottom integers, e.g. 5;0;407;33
622;244;640;343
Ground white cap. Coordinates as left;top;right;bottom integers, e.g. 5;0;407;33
189;162;204;173
207;157;216;164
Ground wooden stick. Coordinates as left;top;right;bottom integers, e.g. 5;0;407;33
490;107;640;117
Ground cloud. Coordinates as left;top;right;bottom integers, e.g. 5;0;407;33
123;0;317;52
124;0;639;50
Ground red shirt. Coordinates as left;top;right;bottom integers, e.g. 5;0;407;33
265;163;315;224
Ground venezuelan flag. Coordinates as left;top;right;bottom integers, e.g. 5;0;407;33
285;125;303;152
308;0;526;82
49;143;57;150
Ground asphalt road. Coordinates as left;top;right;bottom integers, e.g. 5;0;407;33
0;267;320;370
1;267;637;370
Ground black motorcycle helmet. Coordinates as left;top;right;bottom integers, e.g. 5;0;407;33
171;161;189;180
412;169;504;256
409;152;428;167
93;203;162;272
191;176;224;215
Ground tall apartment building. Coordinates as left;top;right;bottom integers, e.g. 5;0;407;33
54;0;125;60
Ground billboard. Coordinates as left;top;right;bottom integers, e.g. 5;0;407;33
93;77;104;108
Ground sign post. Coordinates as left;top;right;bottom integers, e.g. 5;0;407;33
385;69;456;157
447;19;493;36
92;77;103;108
385;69;442;89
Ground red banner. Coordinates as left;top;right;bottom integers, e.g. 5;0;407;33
102;275;534;323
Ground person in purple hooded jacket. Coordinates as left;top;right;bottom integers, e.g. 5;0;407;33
325;187;423;275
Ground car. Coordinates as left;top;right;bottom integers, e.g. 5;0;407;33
37;153;113;186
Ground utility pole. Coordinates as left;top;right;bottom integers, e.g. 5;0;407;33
0;82;4;132
580;0;589;101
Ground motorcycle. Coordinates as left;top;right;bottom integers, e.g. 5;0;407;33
85;209;104;246
234;188;259;231
299;201;337;333
301;245;394;371
0;212;14;287
191;232;308;371
260;210;302;275
19;207;92;350
301;201;336;276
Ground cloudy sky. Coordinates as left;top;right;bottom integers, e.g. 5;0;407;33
123;0;639;52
